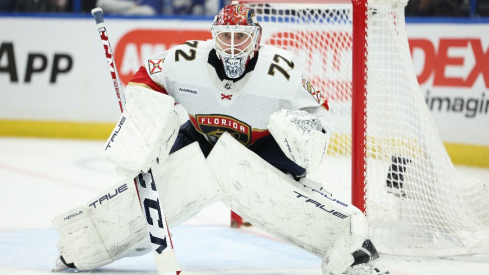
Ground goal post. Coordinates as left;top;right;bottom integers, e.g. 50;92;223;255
240;0;489;258
351;0;367;213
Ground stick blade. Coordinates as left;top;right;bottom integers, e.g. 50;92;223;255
155;247;182;274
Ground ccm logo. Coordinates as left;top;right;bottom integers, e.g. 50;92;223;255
137;172;169;254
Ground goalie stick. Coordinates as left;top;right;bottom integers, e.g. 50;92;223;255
91;8;183;275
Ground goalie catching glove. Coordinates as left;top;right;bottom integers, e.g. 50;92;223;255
268;109;331;175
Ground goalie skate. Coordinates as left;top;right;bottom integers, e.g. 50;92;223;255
52;254;75;272
345;240;390;275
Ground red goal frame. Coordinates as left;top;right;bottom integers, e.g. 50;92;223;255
240;0;369;213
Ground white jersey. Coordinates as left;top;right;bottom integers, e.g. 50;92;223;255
128;39;328;146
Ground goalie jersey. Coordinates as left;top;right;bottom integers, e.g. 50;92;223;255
127;39;329;147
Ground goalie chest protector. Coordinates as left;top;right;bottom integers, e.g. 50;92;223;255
148;40;317;146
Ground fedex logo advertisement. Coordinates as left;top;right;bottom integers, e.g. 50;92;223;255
410;38;489;88
411;37;488;121
407;24;489;145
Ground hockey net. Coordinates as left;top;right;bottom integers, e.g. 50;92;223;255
241;0;489;257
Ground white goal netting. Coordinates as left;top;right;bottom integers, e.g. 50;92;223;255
244;0;489;257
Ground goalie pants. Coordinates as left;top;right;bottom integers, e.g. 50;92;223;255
171;121;307;178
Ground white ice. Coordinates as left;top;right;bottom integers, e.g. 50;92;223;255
1;137;488;275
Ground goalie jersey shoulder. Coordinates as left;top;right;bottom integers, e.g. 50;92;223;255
262;45;325;108
255;45;297;83
241;45;300;99
144;40;211;92
247;45;322;107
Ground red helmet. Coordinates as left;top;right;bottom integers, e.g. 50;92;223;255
211;1;262;78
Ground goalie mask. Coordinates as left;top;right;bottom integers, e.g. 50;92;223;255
211;1;262;79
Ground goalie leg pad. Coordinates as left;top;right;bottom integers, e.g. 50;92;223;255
53;142;221;270
53;182;147;271
102;86;179;173
207;132;363;257
151;142;222;226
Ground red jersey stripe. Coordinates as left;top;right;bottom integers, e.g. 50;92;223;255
128;66;168;95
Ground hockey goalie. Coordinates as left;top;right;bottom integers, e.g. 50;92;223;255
52;2;389;275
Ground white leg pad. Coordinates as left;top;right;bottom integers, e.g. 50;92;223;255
151;142;222;226
53;182;146;270
53;142;221;270
207;132;363;258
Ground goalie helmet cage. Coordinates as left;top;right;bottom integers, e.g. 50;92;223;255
240;0;489;258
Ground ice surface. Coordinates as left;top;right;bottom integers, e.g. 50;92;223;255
1;137;488;275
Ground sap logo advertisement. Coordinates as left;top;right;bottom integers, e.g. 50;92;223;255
0;42;73;84
0;18;213;123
